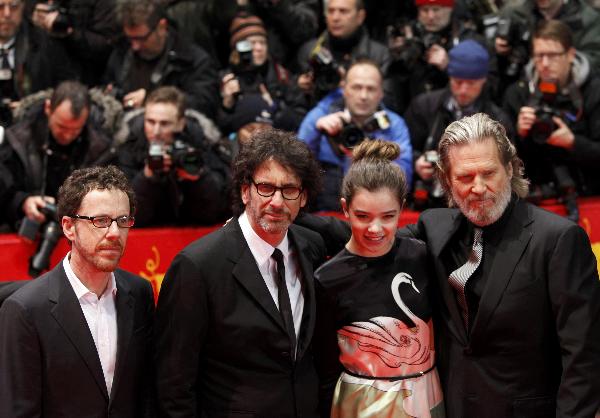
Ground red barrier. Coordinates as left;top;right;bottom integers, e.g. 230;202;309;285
3;198;600;299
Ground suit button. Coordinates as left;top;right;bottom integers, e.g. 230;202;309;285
463;347;473;355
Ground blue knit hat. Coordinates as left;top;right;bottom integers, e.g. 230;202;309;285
447;40;489;79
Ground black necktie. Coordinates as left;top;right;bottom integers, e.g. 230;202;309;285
272;248;296;358
448;228;483;330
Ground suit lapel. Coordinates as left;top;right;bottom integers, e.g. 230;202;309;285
428;211;470;344
109;271;135;401
288;227;316;361
48;264;109;401
228;220;288;334
470;200;533;343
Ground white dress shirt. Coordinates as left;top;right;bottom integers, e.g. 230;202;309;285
239;212;305;341
63;255;118;397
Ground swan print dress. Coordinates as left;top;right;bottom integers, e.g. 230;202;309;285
314;237;444;418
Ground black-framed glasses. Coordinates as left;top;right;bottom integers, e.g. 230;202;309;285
68;214;135;228
251;179;303;200
125;24;157;43
532;51;566;62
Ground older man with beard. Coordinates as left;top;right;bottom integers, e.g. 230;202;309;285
155;129;327;418
404;112;600;418
0;166;155;417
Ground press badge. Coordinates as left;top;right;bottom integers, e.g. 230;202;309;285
0;69;12;81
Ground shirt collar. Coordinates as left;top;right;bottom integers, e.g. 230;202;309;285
63;253;117;300
238;211;291;267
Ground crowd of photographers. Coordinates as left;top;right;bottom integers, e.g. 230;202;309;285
0;0;600;274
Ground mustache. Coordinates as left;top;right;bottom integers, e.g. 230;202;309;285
97;243;123;251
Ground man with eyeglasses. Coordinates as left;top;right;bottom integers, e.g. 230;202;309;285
503;19;600;198
104;0;219;119
155;129;327;417
0;165;155;417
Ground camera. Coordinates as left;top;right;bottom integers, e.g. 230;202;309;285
17;202;62;278
412;151;444;210
331;111;390;150
147;137;205;176
495;17;530;78
308;46;341;98
389;22;442;70
529;79;560;145
234;40;254;73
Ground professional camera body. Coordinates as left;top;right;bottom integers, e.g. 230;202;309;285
529;79;561;145
412;151;445;210
18;202;63;277
389;21;443;70
147;136;205;176
308;46;341;98
329;110;390;150
495;17;531;77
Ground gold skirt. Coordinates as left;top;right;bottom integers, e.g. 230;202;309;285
331;370;445;418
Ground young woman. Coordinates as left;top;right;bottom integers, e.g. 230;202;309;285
314;140;444;418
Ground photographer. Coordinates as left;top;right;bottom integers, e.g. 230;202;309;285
30;0;121;86
0;80;112;231
493;0;600;101
405;40;514;209
0;0;75;126
386;0;483;113
116;86;231;227
218;12;307;135
504;20;600;205
295;0;391;103
297;58;412;211
104;0;219;119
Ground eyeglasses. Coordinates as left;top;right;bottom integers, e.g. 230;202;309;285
251;179;303;200
532;51;566;62
125;24;157;43
68;214;135;228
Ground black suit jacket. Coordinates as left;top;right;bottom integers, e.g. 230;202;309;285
155;218;327;418
406;198;600;418
0;261;155;418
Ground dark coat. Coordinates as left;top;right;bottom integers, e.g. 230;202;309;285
0;263;155;417
104;30;219;119
155;218;327;418
502;55;600;195
116;110;231;226
405;199;600;418
0;105;113;229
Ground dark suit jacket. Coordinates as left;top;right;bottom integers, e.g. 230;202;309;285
155;218;327;418
406;198;600;418
0;261;155;418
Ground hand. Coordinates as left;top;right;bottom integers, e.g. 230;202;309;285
221;73;240;109
426;44;449;71
517;106;537;138
547;116;575;149
22;196;55;224
495;37;512;56
415;154;435;181
123;89;147;109
144;153;172;177
297;72;314;93
32;3;58;32
315;111;348;137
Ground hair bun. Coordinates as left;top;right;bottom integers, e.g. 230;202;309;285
352;139;400;163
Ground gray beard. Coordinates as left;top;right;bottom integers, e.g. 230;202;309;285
453;180;512;227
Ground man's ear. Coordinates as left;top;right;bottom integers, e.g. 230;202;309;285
241;184;250;205
61;216;75;242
